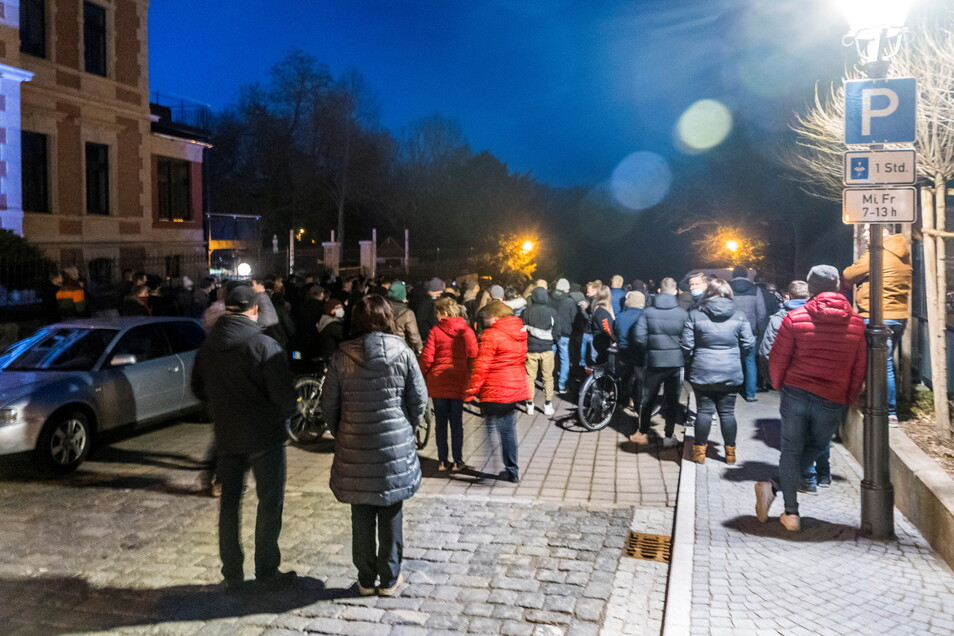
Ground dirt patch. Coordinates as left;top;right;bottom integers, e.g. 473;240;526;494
901;415;954;481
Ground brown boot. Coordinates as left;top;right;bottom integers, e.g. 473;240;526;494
692;445;707;464
725;446;737;465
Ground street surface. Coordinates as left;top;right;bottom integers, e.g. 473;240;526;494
0;396;679;635
684;392;954;636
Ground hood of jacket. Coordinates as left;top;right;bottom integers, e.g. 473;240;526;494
701;297;736;321
885;233;910;260
729;277;757;295
504;297;527;310
208;313;262;351
530;287;550;306
782;298;808;311
493;315;529;343
339;332;408;371
317;315;341;333
436;316;470;337
652;293;678;310
804;292;854;324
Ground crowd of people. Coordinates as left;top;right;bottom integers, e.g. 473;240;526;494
66;225;911;593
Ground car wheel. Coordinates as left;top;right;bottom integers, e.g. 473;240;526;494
35;411;91;474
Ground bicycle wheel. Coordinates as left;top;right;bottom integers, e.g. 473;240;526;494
577;373;618;431
416;401;434;450
289;375;325;443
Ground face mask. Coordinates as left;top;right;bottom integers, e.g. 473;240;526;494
334;308;345;319
691;288;703;297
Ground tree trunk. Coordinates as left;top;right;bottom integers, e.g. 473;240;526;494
934;177;951;440
922;185;951;440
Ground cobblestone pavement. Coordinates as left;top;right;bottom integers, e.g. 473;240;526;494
0;393;679;635
686;393;954;636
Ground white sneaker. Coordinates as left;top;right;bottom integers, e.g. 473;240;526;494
526;402;535;415
543;402;555;416
754;481;775;523
662;436;679;448
888;413;900;428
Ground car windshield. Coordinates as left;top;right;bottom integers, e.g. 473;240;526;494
2;328;119;372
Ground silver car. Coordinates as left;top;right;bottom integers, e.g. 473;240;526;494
0;317;206;473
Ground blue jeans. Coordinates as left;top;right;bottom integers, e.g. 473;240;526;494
556;336;570;391
864;318;906;414
803;442;831;487
580;333;593;367
774;386;846;515
351;501;403;588
742;346;757;399
487;411;518;479
218;444;286;581
433;398;464;464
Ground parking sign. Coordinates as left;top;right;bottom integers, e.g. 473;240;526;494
845;78;916;144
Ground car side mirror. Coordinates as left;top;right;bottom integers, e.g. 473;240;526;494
110;354;137;367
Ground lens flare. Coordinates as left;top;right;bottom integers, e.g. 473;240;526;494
609;152;672;211
676;99;733;153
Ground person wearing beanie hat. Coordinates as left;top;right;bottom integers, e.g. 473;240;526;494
388;282;423;354
614;288;646;420
806;265;840;296
754;264;867;533
490;285;505;300
427;278;446;294
548;278;578;392
191;275;298;590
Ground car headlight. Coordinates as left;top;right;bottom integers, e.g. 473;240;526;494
0;408;18;424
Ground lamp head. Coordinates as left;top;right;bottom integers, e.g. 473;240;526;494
836;0;913;35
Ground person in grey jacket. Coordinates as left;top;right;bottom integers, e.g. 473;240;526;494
191;285;299;592
321;294;427;597
758;280;809;365
681;279;755;466
631;277;689;447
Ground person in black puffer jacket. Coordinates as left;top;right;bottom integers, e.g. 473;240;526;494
631;277;689;446
681;279;754;466
191;285;298;590
548;279;577;393
523;286;558;415
321;295;427;597
728;266;766;401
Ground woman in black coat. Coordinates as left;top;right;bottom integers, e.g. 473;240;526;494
680;279;754;466
321;294;427;597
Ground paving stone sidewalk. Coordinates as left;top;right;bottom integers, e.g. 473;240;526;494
0;393;679;635
684;393;954;636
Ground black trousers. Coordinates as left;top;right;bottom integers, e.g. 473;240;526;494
351;501;403;588
639;367;683;437
218;444;286;581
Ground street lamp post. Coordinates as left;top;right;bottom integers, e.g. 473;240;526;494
837;0;913;540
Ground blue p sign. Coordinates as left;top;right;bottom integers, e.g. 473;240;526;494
850;157;869;180
845;78;916;144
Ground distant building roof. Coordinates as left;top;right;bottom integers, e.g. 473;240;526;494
377;236;405;258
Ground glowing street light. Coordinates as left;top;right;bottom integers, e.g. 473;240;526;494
725;240;740;254
521;240;535;253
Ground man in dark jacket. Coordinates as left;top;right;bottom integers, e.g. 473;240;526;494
729;266;766;401
191;285;299;591
523;286;558;415
411;278;444;343
549;278;577;393
630;277;689;447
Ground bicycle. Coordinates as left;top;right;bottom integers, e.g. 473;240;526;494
288;355;329;444
577;346;620;431
416;400;434;450
577;346;663;431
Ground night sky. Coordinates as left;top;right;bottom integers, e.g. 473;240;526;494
149;0;851;189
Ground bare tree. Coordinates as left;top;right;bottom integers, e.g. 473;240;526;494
784;21;954;439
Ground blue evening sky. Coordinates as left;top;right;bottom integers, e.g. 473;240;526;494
149;0;850;188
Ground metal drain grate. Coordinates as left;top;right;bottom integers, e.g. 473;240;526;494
624;532;672;563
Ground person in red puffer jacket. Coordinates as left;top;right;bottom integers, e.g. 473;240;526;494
755;265;867;533
464;300;529;483
420;297;479;472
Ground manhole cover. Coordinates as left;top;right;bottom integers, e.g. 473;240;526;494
625;531;672;563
